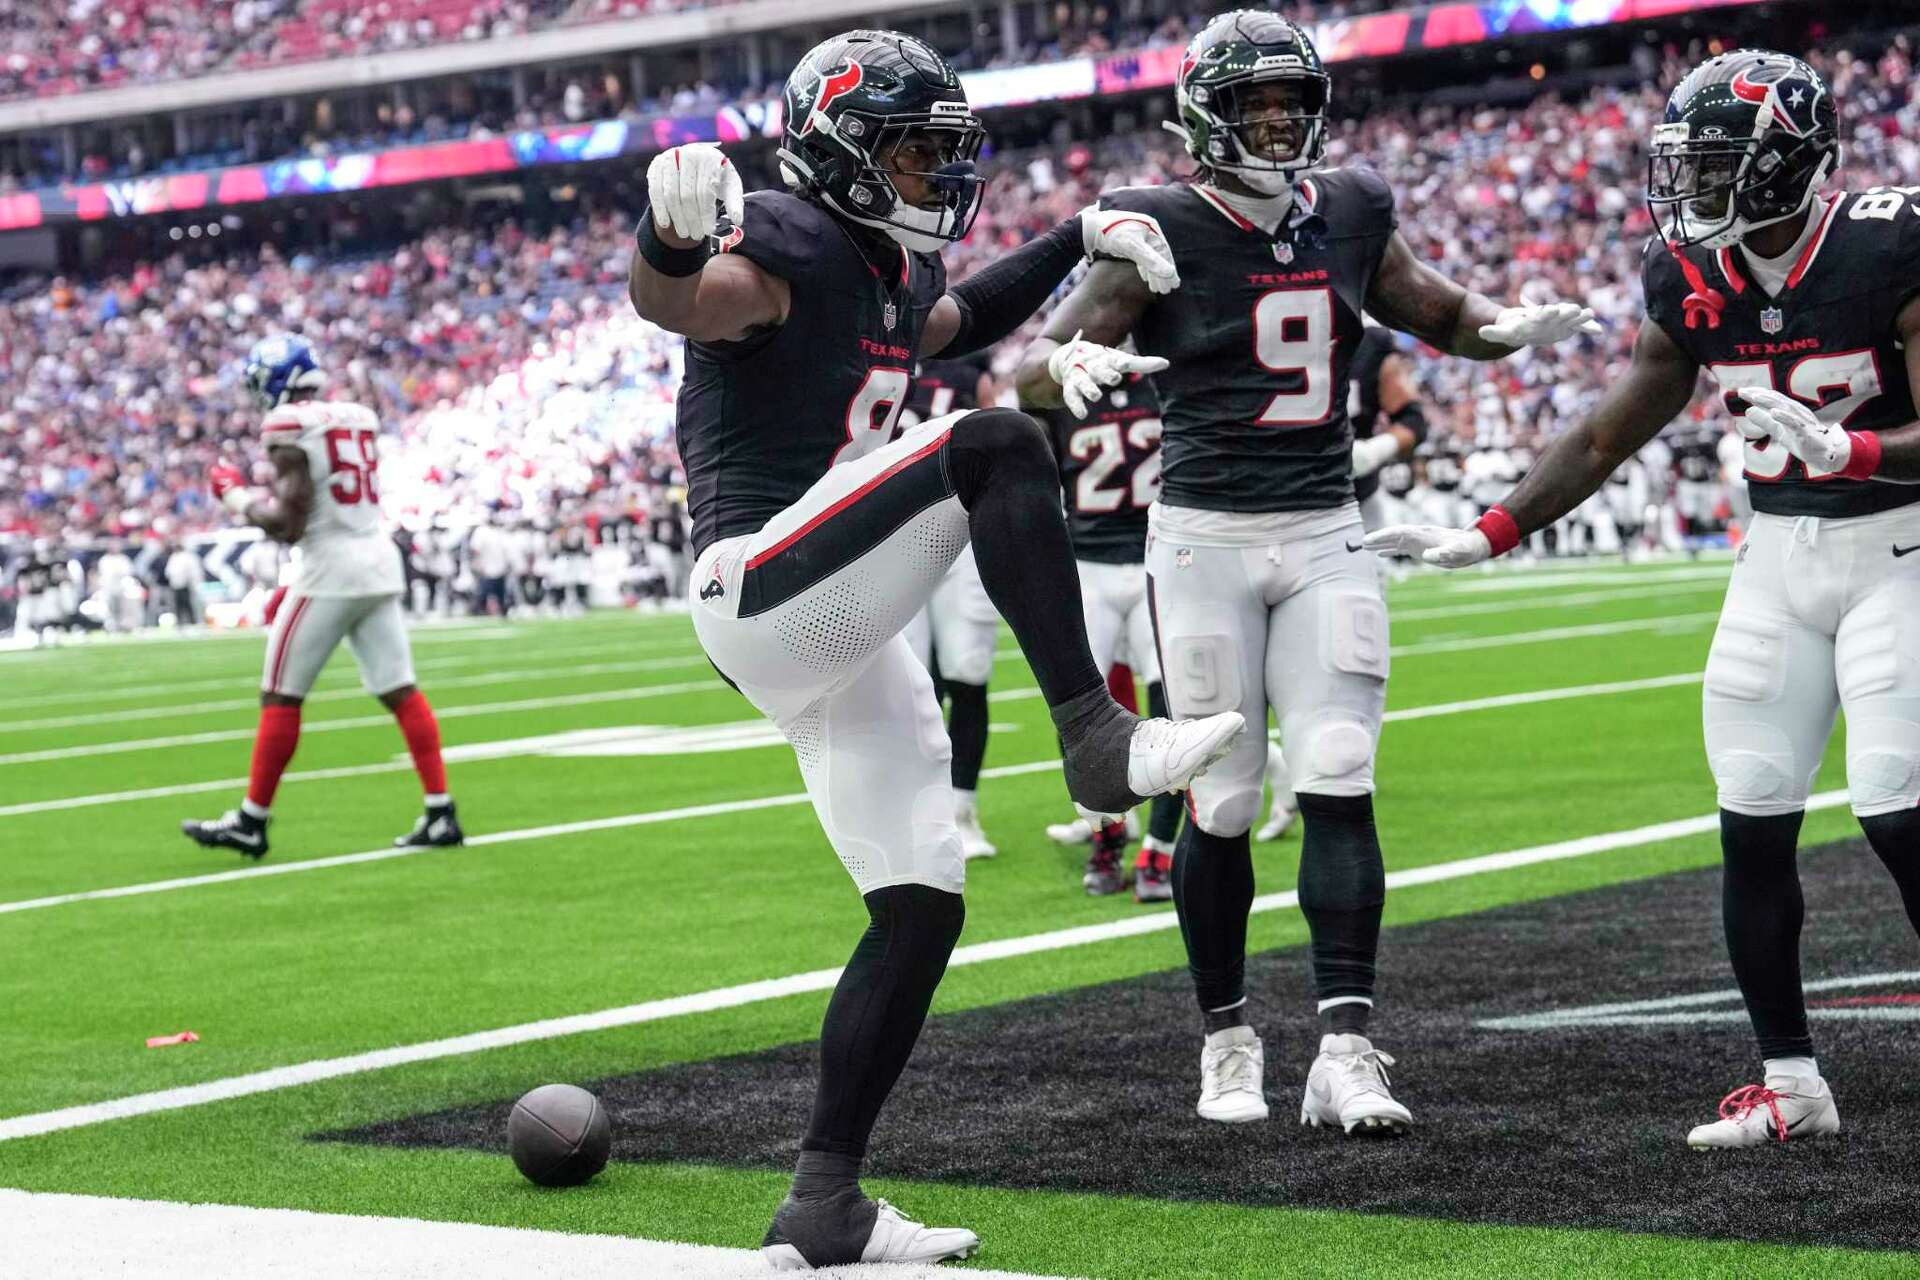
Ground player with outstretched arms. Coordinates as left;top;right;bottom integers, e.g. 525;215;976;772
1366;49;1920;1148
630;29;1244;1269
181;336;462;859
1017;10;1598;1137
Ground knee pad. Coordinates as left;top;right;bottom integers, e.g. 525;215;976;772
1707;723;1805;815
1291;712;1378;795
946;408;1051;504
1846;718;1920;814
1193;782;1262;839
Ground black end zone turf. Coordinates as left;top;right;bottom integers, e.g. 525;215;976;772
326;838;1920;1249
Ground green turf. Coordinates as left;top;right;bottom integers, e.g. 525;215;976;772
2;554;1899;1277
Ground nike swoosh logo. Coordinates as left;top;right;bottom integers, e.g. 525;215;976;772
1894;544;1920;558
1345;541;1365;553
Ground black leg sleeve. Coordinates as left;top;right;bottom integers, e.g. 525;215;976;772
1171;822;1255;1013
943;680;988;792
1295;792;1385;1014
1859;807;1920;938
801;885;965;1160
1720;808;1812;1061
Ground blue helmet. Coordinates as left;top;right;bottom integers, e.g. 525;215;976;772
244;334;329;409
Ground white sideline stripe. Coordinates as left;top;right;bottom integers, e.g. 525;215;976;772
0;671;1706;820
0;681;724;765
0;655;716;734
1390;581;1723;622
1478;971;1920;1030
1421;563;1732;595
1390;612;1718;656
0;760;1066;915
0;1191;1075;1280
0;790;1850;1143
2;615;1715;765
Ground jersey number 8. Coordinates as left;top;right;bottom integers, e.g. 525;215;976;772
325;427;381;505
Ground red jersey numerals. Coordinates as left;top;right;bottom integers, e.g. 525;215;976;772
324;427;381;504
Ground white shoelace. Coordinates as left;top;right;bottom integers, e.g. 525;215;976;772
1206;1043;1260;1096
1331;1048;1396;1097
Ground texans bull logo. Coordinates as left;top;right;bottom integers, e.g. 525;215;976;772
795;61;865;139
1729;63;1822;138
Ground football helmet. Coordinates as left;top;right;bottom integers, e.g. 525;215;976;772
776;30;985;253
1172;10;1329;195
1647;48;1839;249
244;334;328;409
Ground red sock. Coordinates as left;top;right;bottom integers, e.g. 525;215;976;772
246;705;302;811
393;690;448;798
1107;663;1138;713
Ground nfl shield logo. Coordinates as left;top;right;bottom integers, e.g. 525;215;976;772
1760;306;1784;335
882;302;898;331
1272;241;1295;265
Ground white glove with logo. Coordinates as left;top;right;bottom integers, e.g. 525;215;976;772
1479;302;1604;347
1361;524;1493;569
1080;206;1181;295
647;144;745;243
1047;331;1170;418
1739;386;1851;473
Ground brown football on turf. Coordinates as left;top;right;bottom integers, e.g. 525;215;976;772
508;1083;611;1187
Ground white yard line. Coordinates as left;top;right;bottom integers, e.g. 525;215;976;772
1390;581;1723;622
0;655;716;734
4;616;1717;766
4;672;1706;820
0;1190;1076;1280
0;681;725;766
0;790;1846;1143
1389;612;1718;656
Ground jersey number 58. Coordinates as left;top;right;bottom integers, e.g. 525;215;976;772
325;427;381;505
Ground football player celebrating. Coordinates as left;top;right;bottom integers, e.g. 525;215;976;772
901;351;1005;859
1366;49;1920;1148
631;30;1244;1269
1017;10;1597;1135
182;336;462;859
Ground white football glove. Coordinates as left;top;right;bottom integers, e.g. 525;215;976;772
1479;302;1603;348
1047;331;1170;419
1361;524;1493;569
647;143;744;243
1351;433;1402;479
1080;206;1180;295
1739;386;1852;473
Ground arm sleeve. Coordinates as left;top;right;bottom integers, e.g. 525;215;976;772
938;215;1084;356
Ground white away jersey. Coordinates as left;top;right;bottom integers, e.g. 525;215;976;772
261;400;403;597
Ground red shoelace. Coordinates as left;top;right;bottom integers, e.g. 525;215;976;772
1718;1084;1789;1142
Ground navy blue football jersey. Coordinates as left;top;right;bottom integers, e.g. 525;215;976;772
676;190;947;554
904;352;992;425
1096;169;1397;513
1643;189;1920;519
1040;374;1163;564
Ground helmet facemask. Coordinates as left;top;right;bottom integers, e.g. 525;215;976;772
781;110;985;253
1185;70;1328;194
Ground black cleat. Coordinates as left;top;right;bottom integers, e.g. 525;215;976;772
395;802;464;849
181;809;269;860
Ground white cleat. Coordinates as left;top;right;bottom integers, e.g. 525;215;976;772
763;1197;977;1271
1301;1034;1412;1136
956;810;997;861
1197;1025;1269;1123
1255;800;1295;842
1686;1076;1840;1149
1129;712;1244;798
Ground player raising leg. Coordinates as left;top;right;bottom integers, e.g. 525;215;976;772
181;336;462;860
633;30;1242;1269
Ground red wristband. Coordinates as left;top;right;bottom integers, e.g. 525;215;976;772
1473;505;1522;558
1840;430;1883;482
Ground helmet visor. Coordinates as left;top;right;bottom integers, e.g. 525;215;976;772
1646;124;1750;243
864;118;988;243
1219;75;1327;168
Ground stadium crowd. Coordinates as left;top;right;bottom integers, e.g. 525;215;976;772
2;35;1915;627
